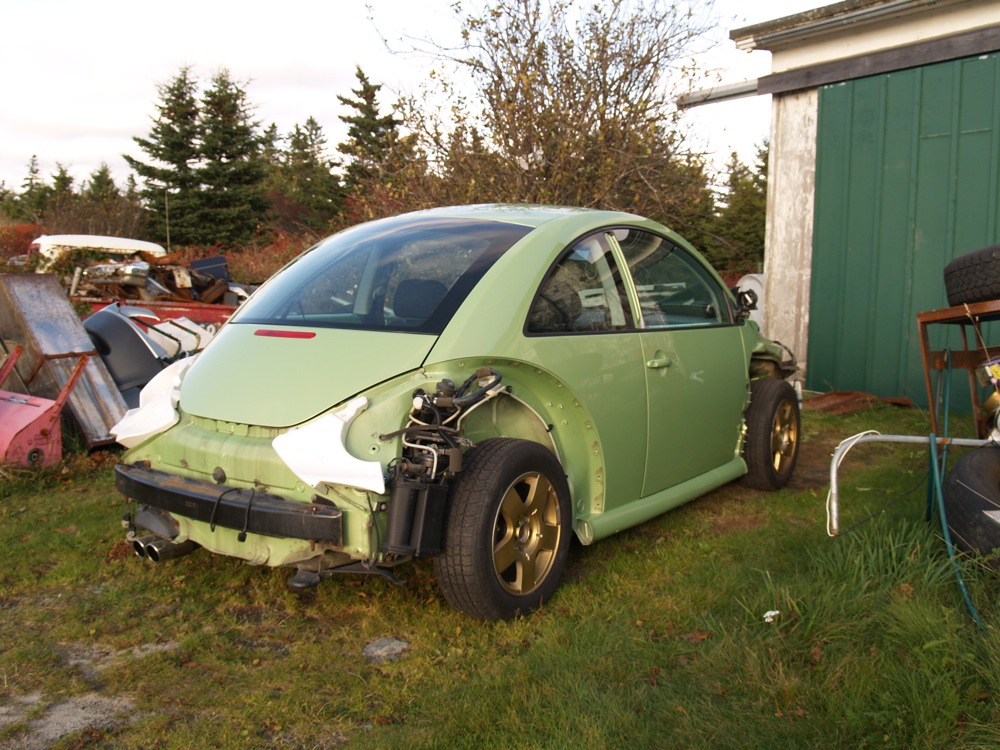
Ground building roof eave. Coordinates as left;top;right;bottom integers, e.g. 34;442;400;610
677;80;759;109
731;0;957;52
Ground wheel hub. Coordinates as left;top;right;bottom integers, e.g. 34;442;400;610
492;472;562;596
516;517;533;546
771;401;798;472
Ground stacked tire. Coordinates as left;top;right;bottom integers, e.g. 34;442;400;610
941;248;1000;565
944;244;1000;306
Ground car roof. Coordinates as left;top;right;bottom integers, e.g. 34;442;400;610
401;203;643;230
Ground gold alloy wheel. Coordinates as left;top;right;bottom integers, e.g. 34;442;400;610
771;398;799;475
492;472;562;596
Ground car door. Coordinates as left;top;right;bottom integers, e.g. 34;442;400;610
611;228;749;497
522;232;649;511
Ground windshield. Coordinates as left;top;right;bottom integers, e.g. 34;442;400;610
232;216;531;334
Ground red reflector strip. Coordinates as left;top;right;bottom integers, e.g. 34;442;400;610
254;329;316;339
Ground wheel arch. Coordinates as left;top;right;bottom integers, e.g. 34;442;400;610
439;357;606;540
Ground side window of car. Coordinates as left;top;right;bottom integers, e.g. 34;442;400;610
526;233;633;334
614;229;727;329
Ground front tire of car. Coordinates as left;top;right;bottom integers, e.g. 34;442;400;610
434;438;572;620
742;378;800;490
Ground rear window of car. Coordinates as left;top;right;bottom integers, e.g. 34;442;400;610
231;216;531;334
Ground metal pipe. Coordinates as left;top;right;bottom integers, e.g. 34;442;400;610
827;434;990;536
69;267;83;296
144;538;199;563
131;534;157;558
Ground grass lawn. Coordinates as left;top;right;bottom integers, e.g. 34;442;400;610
1;403;998;749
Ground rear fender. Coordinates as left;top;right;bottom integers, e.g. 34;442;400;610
420;358;601;530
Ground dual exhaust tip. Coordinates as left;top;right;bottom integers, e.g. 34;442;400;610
131;534;199;563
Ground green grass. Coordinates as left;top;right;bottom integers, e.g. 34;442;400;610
1;405;999;748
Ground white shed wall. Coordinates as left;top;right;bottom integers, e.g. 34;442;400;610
763;88;818;372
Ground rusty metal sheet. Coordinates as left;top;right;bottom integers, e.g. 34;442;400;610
802;390;914;414
0;273;127;446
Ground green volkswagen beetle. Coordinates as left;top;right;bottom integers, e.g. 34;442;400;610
113;204;799;620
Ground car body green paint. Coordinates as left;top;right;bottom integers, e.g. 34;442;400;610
116;204;795;593
179;326;438;427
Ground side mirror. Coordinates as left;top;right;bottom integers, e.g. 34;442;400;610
730;287;758;318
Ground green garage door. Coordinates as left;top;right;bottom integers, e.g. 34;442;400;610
808;52;1000;407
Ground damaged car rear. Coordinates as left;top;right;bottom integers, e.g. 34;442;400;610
113;204;800;620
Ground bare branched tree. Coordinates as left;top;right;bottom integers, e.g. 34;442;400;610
396;0;717;235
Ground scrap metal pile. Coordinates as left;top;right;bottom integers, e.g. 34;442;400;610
0;272;219;467
65;252;250;307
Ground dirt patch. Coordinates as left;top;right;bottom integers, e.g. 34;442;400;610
789;433;840;491
58;641;179;688
0;692;137;750
706;514;768;536
104;538;133;563
0;641;176;748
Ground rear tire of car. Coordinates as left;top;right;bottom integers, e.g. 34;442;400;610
434;438;572;620
943;244;1000;306
742;378;800;490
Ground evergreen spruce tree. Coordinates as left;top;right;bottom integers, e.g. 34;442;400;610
126;67;269;247
124;67;202;246
196;69;268;245
337;67;405;191
46;163;78;228
124;174;140;201
17;155;51;224
708;145;768;271
73;164;147;238
280;117;343;229
260;123;283;183
51;164;74;196
84;163;119;201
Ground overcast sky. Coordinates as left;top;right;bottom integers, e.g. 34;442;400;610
0;0;823;192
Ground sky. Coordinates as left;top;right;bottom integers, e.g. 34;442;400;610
0;0;825;193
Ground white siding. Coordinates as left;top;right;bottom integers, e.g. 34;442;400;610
763;88;817;372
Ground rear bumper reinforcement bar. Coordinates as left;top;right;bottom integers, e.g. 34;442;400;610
115;462;343;544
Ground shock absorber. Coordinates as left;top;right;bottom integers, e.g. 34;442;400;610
382;458;450;557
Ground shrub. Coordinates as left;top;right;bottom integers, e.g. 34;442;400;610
0;222;44;259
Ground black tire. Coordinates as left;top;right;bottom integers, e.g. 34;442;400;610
742;378;800;490
943;446;1000;562
944;244;1000;306
434;438;572;620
